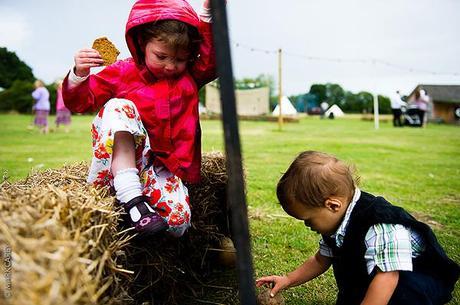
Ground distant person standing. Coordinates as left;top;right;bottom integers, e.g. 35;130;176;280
55;80;71;132
414;89;429;127
390;90;406;127
418;89;430;127
31;79;50;134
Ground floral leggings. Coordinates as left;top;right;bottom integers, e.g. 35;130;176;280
88;99;191;237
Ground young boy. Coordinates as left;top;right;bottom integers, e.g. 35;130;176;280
256;151;459;305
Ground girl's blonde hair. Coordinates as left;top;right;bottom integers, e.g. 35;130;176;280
277;151;359;211
34;79;45;87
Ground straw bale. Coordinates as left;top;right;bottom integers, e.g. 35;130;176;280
0;152;238;305
0;162;132;305
121;151;238;304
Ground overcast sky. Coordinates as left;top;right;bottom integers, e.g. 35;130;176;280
1;0;459;97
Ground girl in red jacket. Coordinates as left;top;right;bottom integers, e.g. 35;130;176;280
63;0;216;237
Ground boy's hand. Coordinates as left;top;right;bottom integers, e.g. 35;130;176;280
255;275;290;297
74;48;104;77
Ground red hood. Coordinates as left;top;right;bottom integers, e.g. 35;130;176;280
125;0;200;65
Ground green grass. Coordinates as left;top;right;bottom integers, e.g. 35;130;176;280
1;114;459;304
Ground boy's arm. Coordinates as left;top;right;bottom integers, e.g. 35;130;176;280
256;251;331;297
360;269;399;305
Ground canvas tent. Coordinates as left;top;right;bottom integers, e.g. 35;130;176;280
324;104;344;118
206;83;270;116
272;96;298;116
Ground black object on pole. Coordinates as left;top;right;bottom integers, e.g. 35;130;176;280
210;1;257;304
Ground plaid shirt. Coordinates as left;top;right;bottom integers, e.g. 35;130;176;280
319;188;425;274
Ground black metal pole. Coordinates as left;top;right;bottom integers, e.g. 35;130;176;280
210;1;257;304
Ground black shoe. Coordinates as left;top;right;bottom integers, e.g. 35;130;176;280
122;196;168;236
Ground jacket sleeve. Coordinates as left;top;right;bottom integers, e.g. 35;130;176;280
190;21;217;88
62;61;124;113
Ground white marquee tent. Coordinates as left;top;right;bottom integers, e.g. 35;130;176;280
324;104;345;118
272;96;298;116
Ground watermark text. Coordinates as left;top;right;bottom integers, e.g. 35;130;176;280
3;245;12;299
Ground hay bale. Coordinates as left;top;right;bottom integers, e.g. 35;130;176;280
0;152;238;305
123;151;238;304
0;163;132;305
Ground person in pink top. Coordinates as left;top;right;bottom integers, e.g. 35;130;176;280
413;89;429;127
55;80;71;132
63;0;217;237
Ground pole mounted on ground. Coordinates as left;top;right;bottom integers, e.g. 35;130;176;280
210;1;257;305
278;48;283;130
374;94;379;130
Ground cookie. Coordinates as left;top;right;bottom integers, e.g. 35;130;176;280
92;37;120;66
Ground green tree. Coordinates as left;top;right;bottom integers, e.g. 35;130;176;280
198;86;206;106
0;47;35;89
269;95;278;112
326;83;345;106
255;74;275;96
0;80;34;113
342;91;360;112
46;83;57;114
234;74;274;92
309;84;327;103
357;91;374;113
304;83;391;114
0;81;57;114
378;95;391;114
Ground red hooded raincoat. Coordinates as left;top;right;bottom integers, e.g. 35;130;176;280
63;0;216;183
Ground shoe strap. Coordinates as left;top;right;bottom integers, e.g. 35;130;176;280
124;195;149;212
136;200;151;216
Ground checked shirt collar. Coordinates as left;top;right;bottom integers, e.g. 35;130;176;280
330;188;361;247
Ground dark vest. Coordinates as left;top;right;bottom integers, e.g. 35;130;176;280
322;191;459;305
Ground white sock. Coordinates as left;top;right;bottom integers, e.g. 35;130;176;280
113;168;153;222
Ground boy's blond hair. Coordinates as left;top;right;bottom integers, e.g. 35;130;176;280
277;151;358;211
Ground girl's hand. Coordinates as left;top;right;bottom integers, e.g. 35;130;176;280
255;275;290;297
74;48;104;77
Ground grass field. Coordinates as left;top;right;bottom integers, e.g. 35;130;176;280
1;113;459;304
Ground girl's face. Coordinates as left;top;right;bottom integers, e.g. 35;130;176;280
144;38;190;79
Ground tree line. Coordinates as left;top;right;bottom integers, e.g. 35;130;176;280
292;83;392;114
0;47;57;113
232;74;392;114
1;48;391;114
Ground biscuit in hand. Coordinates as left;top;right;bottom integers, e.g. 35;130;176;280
92;37;120;66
